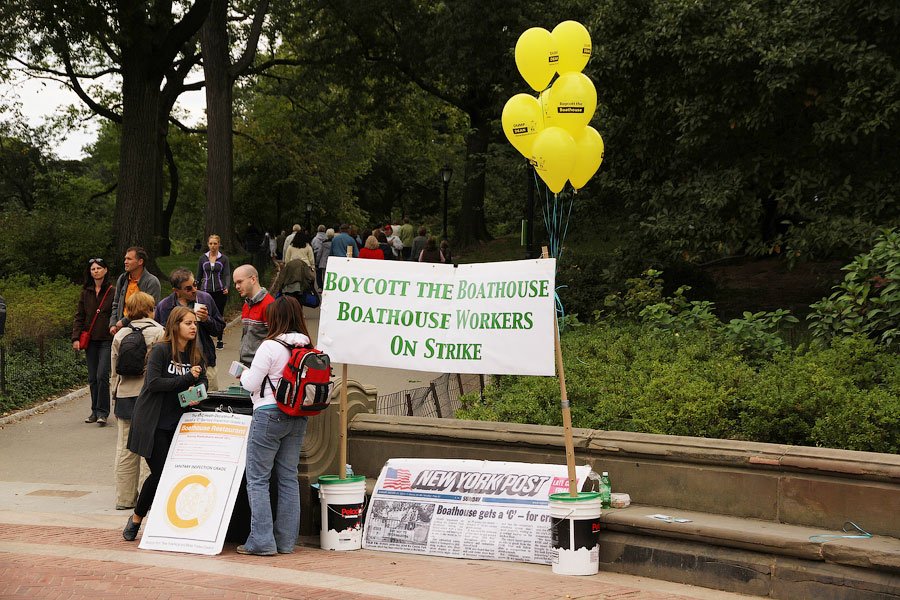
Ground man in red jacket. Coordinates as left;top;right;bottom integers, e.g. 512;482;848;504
233;264;275;365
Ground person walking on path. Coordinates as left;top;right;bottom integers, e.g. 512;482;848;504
72;258;115;425
330;224;359;258
284;231;316;273
197;234;231;349
237;296;311;556
409;226;428;262
384;225;403;258
359;235;385;260
123;307;207;541
234;264;275;365
418;236;446;263
316;228;334;290
155;268;225;391
282;224;301;259
109;292;162;510
398;217;415;260
109;247;161;335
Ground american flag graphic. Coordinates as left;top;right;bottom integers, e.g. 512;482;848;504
382;467;412;490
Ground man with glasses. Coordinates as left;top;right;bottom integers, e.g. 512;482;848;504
154;268;225;390
233;264;275;365
109;247;162;335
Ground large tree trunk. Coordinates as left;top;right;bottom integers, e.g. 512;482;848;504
114;63;164;271
201;0;240;254
455;112;492;248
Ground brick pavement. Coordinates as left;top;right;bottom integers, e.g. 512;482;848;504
0;522;738;600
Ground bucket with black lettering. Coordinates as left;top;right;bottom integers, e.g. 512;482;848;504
318;474;366;551
549;491;602;575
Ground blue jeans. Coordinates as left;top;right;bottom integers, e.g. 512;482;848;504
86;340;111;418
244;409;308;554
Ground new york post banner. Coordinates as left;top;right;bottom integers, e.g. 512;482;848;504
363;458;590;564
139;411;250;555
318;258;557;375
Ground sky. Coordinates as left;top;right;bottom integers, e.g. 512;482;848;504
2;69;207;160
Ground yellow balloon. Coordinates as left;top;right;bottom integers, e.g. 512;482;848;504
569;126;605;190
502;94;545;157
547;72;597;135
515;27;558;92
530;127;577;194
552;21;592;74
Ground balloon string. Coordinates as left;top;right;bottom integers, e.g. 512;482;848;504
533;175;575;330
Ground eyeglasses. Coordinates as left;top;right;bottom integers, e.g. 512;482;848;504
178;284;196;291
88;258;106;266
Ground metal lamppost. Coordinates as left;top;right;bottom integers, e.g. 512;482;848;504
439;164;453;240
305;202;312;233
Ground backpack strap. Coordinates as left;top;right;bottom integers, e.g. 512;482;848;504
259;338;307;398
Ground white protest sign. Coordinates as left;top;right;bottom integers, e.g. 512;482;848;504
363;458;591;564
139;411;250;555
318;258;556;375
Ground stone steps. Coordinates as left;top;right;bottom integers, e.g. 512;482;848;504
599;504;900;598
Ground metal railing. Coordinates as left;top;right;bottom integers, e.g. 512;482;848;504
376;373;485;418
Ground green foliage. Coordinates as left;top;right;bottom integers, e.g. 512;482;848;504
0;338;88;413
600;269;798;363
742;337;899;453
459;323;899;453
0;124;113;280
808;228;900;348
587;0;900;262
0;275;81;341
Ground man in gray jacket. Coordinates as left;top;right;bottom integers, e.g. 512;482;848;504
109;247;162;335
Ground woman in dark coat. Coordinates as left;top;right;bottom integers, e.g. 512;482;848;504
72;257;115;425
418;236;446;263
123;306;207;541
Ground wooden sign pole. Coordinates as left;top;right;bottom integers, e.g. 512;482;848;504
542;246;578;497
339;245;353;479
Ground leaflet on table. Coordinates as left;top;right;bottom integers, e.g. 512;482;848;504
139;411;251;555
363;458;591;565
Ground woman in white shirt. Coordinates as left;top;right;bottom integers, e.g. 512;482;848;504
238;296;311;555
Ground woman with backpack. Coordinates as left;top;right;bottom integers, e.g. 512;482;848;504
109;292;164;511
123;306;207;541
72;257;115;426
237;296;311;555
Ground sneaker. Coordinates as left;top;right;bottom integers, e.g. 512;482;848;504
84;415;98;423
97;417;107;426
216;341;224;349
123;517;141;541
236;545;275;556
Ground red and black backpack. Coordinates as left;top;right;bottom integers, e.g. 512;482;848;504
262;340;334;416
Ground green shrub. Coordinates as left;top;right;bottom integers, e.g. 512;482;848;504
808;228;900;348
0;275;81;341
459;323;899;453
0;338;88;413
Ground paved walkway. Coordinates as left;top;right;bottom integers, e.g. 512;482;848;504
0;312;755;599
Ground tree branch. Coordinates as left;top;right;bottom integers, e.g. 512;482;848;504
89;182;118;202
229;0;269;82
157;0;213;72
4;54;120;79
60;49;121;123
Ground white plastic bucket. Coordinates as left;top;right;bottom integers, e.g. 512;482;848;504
549;491;602;575
318;474;366;551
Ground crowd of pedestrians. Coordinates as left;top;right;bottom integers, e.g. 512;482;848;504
70;216;451;554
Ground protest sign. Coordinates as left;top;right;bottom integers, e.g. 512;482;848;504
363;458;590;564
318;258;556;375
139;411;250;555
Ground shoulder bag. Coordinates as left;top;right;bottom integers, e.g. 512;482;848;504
78;286;112;350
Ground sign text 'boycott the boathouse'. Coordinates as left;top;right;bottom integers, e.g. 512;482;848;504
317;258;556;375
